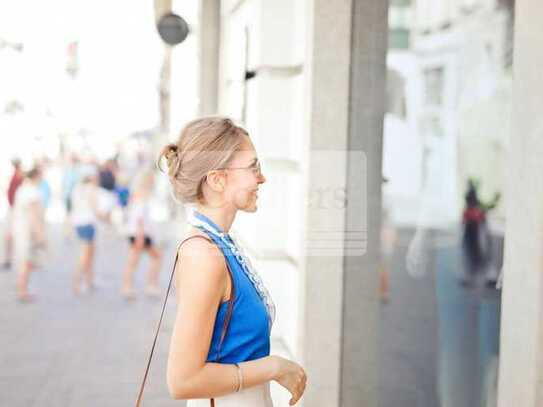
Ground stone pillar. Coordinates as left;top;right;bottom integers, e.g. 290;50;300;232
341;0;388;405
154;0;172;22
154;0;172;136
302;1;388;406
302;3;352;405
199;0;220;115
498;1;543;406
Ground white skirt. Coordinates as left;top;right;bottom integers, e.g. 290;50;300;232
186;383;273;407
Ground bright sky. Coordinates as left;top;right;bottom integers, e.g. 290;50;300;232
0;0;166;164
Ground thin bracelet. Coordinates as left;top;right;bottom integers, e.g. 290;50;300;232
234;363;244;392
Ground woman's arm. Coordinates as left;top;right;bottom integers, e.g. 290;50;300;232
167;237;307;404
166;237;279;399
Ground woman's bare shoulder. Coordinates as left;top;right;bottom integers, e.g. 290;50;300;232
176;231;225;279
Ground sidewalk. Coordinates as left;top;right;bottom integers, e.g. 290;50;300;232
0;222;184;407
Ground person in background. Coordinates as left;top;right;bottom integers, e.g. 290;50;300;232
12;167;46;302
71;165;107;295
116;182;130;211
37;160;52;209
3;159;24;269
461;179;500;286
62;154;81;237
62;154;81;213
99;158;117;191
120;170;162;300
97;158;119;220
114;165;131;223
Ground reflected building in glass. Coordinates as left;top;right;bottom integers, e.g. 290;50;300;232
381;1;514;406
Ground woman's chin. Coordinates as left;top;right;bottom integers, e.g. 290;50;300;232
242;204;258;213
240;200;258;213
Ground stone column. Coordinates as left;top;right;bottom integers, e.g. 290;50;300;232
302;3;352;405
498;1;543;406
199;0;220;115
341;0;388;405
302;1;388;406
154;0;172;138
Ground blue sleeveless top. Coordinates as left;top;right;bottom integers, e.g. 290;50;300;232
192;212;271;364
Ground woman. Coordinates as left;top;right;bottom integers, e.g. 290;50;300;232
159;117;306;406
3;158;24;269
12;167;46;302
71;165;104;295
121;170;162;299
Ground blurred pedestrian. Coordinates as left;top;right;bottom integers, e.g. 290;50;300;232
12;167;46;302
61;154;81;239
71;165;106;295
37;161;52;209
97;159;119;219
112;167;131;225
62;154;81;216
99;158;117;191
461;179;500;286
3;159;24;269
121;170;162;300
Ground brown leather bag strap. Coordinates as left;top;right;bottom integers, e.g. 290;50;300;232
135;234;236;407
210;248;236;407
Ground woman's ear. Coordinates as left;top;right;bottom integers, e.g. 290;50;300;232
205;170;225;192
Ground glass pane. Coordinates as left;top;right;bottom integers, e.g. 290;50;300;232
382;0;513;405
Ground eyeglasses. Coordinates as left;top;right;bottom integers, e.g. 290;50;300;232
216;160;262;177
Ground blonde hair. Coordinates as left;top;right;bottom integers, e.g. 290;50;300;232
158;117;249;203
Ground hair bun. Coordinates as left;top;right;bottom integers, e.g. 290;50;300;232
157;143;181;175
165;144;179;159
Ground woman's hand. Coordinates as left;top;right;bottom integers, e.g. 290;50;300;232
272;356;307;405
